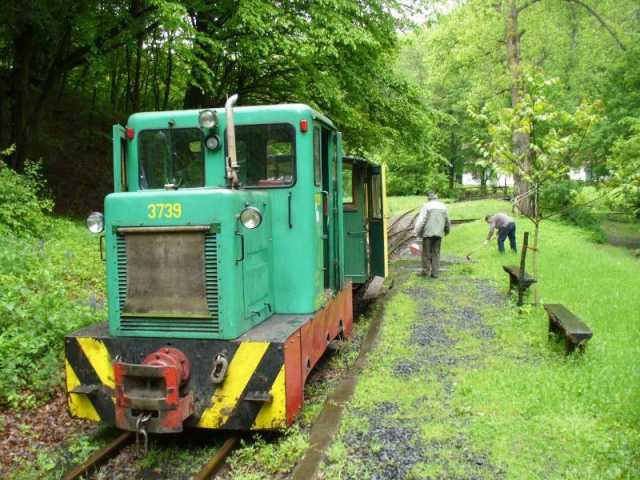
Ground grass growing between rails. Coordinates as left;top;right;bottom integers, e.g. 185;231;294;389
0;220;105;408
323;198;640;479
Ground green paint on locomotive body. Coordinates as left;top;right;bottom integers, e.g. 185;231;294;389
106;104;343;340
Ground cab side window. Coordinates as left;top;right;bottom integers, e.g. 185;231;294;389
235;124;295;187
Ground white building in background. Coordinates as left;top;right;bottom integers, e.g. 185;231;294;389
569;167;587;181
461;172;514;187
461;167;588;186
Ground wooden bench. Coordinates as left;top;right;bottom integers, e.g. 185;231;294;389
544;304;593;354
502;265;536;292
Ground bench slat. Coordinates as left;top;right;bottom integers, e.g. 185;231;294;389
544;304;592;337
502;265;536;284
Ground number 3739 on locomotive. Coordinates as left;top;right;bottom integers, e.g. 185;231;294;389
67;97;388;434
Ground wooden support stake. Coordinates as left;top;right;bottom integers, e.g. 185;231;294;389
518;232;529;307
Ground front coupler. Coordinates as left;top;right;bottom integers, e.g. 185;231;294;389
113;347;194;433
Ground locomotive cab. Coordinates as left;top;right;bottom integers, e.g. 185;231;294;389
65;102;387;434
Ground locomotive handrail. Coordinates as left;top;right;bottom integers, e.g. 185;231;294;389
236;232;245;263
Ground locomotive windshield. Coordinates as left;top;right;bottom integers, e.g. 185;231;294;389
235;124;295;187
138;128;204;189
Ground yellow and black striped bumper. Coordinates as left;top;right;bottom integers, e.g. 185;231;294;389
65;324;287;431
65;287;353;432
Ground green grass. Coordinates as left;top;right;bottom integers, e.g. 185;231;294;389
600;216;640;240
324;198;640;479
388;195;509;220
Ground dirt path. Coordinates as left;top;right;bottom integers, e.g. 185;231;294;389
319;255;509;479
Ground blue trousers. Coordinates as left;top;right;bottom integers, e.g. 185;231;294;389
497;223;517;253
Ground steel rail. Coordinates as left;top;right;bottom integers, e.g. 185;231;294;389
386;207;417;234
193;436;239;480
62;431;133;480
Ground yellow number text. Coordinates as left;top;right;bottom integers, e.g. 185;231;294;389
147;203;182;219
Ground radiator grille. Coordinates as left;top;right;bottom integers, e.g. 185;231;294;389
116;235;127;310
204;232;219;318
115;230;220;335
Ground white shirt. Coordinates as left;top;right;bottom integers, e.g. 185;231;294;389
413;200;447;237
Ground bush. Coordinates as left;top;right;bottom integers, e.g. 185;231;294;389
0;222;105;408
541;180;605;241
0;150;53;237
0;156;105;407
386;168;449;196
607;118;640;217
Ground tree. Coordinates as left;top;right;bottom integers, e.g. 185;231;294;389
402;0;634;208
500;0;624;216
0;0;437;212
473;74;600;302
607;119;640;217
0;0;165;171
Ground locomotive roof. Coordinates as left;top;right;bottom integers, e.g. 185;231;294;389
127;103;335;129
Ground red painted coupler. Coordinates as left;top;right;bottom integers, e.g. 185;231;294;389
113;347;194;433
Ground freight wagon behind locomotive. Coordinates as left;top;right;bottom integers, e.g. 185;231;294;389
65;97;388;435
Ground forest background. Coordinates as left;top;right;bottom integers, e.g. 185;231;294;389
0;0;639;217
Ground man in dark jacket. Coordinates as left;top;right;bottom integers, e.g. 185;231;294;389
413;193;451;278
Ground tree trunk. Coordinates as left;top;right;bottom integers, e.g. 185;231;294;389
532;219;540;305
131;35;143;112
448;131;455;190
152;33;160;110
0;72;6;148
448;161;455;190
55;70;69;111
163;33;174;110
124;45;132;112
10;20;35;171
111;56;120;111
505;0;533;216
183;13;210;109
531;187;540;305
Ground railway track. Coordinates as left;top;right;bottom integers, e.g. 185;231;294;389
62;433;239;480
387;209;419;256
386;209;480;256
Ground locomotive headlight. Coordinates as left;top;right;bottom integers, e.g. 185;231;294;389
86;212;104;234
240;207;262;229
198;110;217;129
205;134;220;151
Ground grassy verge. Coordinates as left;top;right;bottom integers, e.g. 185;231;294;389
388;195;509;220
323;198;640;479
0;219;105;408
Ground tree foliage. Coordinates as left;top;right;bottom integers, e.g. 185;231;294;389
0;0;440;209
397;0;639;207
607;119;640;216
474;75;600;198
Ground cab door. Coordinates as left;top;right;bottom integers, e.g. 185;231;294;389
368;165;388;277
343;160;368;284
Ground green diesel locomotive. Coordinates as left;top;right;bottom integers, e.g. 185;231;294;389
65;97;387;437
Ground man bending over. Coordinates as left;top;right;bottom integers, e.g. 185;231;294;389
484;213;517;253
